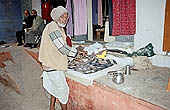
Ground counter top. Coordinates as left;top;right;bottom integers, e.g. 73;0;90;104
95;66;170;109
65;64;124;86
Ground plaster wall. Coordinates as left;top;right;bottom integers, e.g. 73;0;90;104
134;0;166;54
134;0;170;67
32;0;41;16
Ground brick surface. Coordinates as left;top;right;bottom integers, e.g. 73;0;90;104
0;52;14;68
67;79;166;110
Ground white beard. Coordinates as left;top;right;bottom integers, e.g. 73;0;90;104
57;21;66;28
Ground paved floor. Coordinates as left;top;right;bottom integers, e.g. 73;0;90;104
0;45;61;110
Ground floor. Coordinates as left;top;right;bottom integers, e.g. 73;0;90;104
0;44;61;110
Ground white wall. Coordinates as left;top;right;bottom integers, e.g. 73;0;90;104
134;0;166;54
135;0;170;68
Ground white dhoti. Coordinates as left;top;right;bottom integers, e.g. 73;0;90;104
42;70;69;104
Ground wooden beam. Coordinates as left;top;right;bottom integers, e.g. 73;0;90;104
167;76;170;92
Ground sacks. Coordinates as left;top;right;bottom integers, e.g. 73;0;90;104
133;56;153;70
128;43;156;57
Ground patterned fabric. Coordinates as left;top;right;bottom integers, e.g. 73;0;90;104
112;0;136;36
49;30;77;57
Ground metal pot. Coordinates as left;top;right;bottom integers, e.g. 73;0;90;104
124;65;131;75
112;71;124;84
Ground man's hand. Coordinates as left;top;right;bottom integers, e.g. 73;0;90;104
78;50;88;58
74;50;87;62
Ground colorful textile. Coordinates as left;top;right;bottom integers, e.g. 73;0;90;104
41;1;52;22
66;36;72;47
112;0;136;36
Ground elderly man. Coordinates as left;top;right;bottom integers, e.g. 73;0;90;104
24;9;45;48
16;10;33;46
38;6;85;110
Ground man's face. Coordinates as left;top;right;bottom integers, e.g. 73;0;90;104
24;11;29;17
58;12;68;27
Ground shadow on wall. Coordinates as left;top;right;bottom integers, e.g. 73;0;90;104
0;0;22;42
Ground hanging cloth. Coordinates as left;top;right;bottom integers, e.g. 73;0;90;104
98;0;103;26
112;0;136;36
50;0;66;8
73;0;87;35
108;0;113;35
92;0;98;25
41;0;52;23
66;0;73;36
102;0;108;17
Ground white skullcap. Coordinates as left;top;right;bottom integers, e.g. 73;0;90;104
50;6;68;22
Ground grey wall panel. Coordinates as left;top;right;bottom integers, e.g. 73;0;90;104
0;0;22;42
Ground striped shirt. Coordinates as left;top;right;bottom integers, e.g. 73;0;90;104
49;30;77;57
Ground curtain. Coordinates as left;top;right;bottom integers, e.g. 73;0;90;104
108;0;113;35
98;0;103;26
92;0;98;25
41;0;52;23
112;0;136;36
73;0;87;35
66;0;73;36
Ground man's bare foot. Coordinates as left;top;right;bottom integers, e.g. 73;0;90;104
60;102;67;110
50;107;55;110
